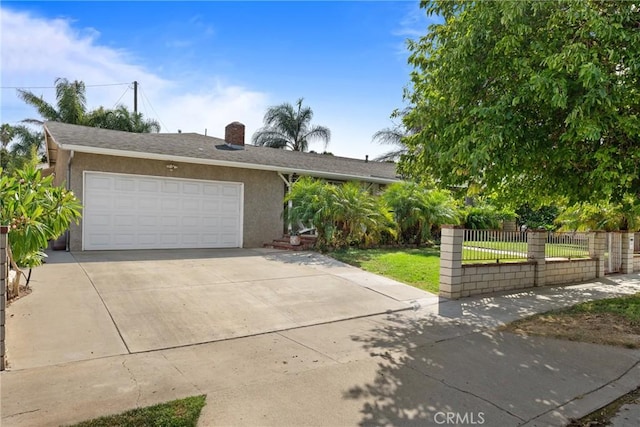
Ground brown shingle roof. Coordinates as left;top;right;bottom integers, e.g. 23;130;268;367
44;121;399;183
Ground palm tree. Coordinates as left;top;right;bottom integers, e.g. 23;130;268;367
18;78;87;125
85;105;160;133
10;126;44;158
1;124;15;149
18;78;160;133
372;124;410;161
252;98;330;152
382;181;460;245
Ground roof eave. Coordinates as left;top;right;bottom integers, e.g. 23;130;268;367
57;143;400;185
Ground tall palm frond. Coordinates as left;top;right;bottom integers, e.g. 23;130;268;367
372;125;410;161
85;105;160;133
10;126;44;158
253;98;330;152
17;78;87;125
1;124;15;149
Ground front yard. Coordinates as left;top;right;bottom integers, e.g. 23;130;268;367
330;247;440;294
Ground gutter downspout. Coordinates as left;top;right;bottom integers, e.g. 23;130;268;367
277;172;293;234
65;150;74;252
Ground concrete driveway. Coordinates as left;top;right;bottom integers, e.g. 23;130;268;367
6;248;430;369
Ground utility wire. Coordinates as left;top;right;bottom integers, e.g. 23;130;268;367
1;82;130;89
138;83;169;132
112;84;132;108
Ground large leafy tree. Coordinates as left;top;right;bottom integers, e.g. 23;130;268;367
402;1;640;206
252;98;330;151
18;78;160;132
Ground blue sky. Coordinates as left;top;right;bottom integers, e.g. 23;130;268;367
1;1;433;159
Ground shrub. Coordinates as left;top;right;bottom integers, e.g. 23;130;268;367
382;181;460;245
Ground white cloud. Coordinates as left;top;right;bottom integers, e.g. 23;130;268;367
0;7;267;139
0;6;395;160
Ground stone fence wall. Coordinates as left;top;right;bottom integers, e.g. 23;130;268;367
440;227;636;299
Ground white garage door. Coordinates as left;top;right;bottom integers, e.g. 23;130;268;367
83;172;243;250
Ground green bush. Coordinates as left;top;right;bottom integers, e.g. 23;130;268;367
382;181;460;245
0;164;82;269
285;177;394;249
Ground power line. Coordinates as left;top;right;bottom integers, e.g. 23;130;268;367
138;83;168;132
112;84;132;108
1;82;130;90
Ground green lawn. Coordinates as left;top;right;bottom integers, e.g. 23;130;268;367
464;241;589;261
560;293;640;323
70;395;206;427
330;247;440;294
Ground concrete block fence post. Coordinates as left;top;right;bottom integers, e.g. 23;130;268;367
439;225;464;299
1;225;7;371
621;232;635;274
589;232;606;278
527;230;546;287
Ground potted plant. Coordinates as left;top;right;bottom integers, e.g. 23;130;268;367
289;227;301;246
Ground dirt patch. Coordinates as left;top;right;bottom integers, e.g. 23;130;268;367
501;312;640;349
7;284;32;305
567;387;640;427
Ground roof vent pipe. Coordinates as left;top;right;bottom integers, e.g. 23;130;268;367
365;155;369;163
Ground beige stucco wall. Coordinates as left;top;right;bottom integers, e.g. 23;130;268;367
52;149;70;188
66;151;285;250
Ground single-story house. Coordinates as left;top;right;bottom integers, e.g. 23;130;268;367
43;121;400;251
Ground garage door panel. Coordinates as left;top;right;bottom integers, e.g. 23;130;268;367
86;175;111;189
182;199;200;211
84;172;242;250
113;234;135;245
139;197;159;211
203;184;219;195
138;179;159;193
221;201;239;214
138;215;158;226
182;183;200;194
222;185;239;196
114;214;136;226
86;214;111;227
160;198;180;210
202;200;220;212
87;233;111;247
201;234;220;245
220;233;239;245
115;177;136;191
113;195;137;209
162;181;180;193
182;234;200;245
138;234;158;245
181;216;200;227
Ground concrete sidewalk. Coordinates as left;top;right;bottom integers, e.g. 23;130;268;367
1;255;639;426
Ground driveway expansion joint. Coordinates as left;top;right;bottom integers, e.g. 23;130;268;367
72;253;132;354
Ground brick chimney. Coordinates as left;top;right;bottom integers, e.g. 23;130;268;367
225;122;245;148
